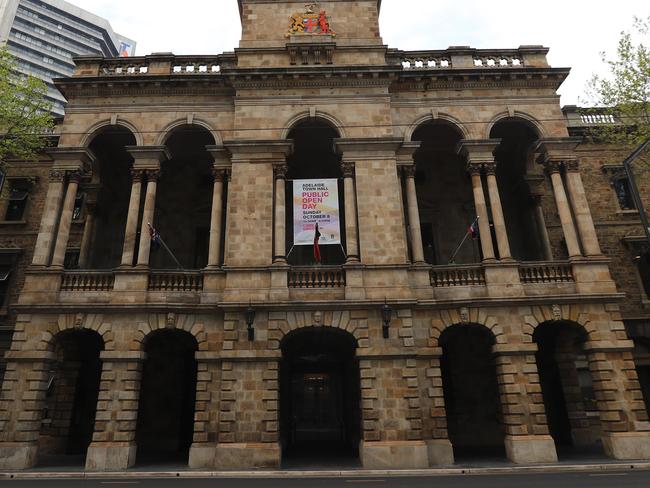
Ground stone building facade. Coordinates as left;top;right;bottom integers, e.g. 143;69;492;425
2;0;650;471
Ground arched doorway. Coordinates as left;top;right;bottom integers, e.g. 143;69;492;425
490;118;545;261
38;329;103;466
280;327;360;466
632;339;650;416
84;126;136;269
151;125;215;270
412;121;480;264
440;324;505;459
135;330;198;465
534;321;604;458
286;119;346;265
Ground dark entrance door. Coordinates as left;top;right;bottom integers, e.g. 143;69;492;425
280;327;360;466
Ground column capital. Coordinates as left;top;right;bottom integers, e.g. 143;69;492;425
49;169;66;182
341;162;356;178
67;170;83;183
543;160;563;175
129;168;145;182
466;162;484;176
401;164;417;179
144;169;160;182
125;145;171;169
212;167;231;182
456;139;501;164
565;159;581;173
273;164;289;180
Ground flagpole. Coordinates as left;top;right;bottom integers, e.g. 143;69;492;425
448;216;479;264
148;223;184;270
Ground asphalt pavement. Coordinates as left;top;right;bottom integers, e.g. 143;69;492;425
1;471;650;487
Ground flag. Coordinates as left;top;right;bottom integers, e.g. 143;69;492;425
468;220;479;240
313;223;321;263
149;223;162;250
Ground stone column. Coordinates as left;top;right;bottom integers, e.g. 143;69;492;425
565;160;602;256
136;170;160;267
468;164;496;261
584;342;650;460
273;164;288;264
0;351;54;469
51;171;82;267
207;168;228;268
85;352;145;471
342;162;360;263
78;201;96;268
402;165;425;264
189;355;222;468
493;344;558;464
32;170;66;266
545;162;582;258
485;164;512;260
120;169;144;267
531;194;554;261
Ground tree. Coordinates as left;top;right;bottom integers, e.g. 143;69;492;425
0;46;54;167
585;16;650;148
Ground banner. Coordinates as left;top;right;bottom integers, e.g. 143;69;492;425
293;179;341;246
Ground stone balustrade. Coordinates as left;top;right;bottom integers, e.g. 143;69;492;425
148;271;204;292
60;271;115;291
519;262;575;284
430;264;486;287
288;266;346;288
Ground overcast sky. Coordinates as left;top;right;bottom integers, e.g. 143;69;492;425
78;0;649;106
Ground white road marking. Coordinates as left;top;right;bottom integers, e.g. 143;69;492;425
345;480;386;483
588;473;629;477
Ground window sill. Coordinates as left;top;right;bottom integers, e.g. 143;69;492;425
616;209;639;216
0;220;27;226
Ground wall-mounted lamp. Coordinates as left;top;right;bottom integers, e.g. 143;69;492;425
245;301;256;341
381;299;393;339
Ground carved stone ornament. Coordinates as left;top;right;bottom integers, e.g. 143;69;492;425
74;313;85;330
130;168;145;182
402;165;417;179
313;311;322;325
166;312;177;329
145;169;161;182
565;159;580;173
49;170;65;182
459;307;470;324
67;170;84;183
341;162;355;178
552;304;562;321
286;4;336;37
543;161;563;175
273;164;289;180
467;163;483;176
212;167;230;182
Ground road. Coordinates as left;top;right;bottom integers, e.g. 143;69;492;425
1;471;650;487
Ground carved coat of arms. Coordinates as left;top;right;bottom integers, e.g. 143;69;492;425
286;3;336;37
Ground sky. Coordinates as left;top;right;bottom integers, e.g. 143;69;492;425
77;0;650;106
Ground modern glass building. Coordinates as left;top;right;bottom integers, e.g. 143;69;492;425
0;0;135;115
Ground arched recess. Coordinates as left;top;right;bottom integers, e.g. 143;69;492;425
439;323;505;459
412;120;480;264
279;327;361;464
281;111;347;140
405;113;470;143
150;124;216;269
82;126;137;269
490;116;545;261
286;118;346;265
37;329;104;466
156;118;221;147
533;320;604;457
135;328;198;465
81;119;144;148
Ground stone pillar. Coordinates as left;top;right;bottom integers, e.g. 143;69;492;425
418;353;454;466
189;355;222;468
32;170;66;266
402;165;425;264
273;164;288;264
85;352;145;471
585;342;650;460
342;162;360;263
532;195;554;261
136;170;160;267
485;164;512;260
0;351;53;470
493;344;558;464
120;169;144;267
565;160;602;256
51;171;82;268
545;162;582;258
78;201;96;268
468;164;496;261
207;168;228;268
